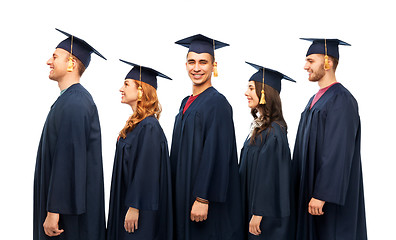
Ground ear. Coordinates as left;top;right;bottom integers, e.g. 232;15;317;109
67;57;77;72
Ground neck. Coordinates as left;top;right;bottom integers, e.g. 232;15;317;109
317;72;337;89
131;102;137;112
192;79;212;96
58;75;80;91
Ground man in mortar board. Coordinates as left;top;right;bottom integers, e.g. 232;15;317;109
292;38;367;240
33;28;106;240
170;34;243;240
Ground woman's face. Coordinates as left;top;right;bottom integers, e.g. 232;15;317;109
245;81;260;109
120;79;139;108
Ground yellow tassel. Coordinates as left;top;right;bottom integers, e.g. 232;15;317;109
137;86;143;101
213;62;218;77
324;55;330;70
259;90;266;104
67;57;74;72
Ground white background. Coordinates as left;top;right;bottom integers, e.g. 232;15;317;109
1;0;394;239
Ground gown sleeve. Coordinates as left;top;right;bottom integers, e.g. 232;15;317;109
251;130;291;217
47;96;91;215
192;98;235;203
124;123;163;211
312;92;360;205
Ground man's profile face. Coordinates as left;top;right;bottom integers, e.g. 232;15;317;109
304;54;326;82
185;52;214;86
47;48;70;81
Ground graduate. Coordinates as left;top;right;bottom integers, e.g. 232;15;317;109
106;60;173;240
170;34;243;240
292;38;367;240
239;62;295;240
33;29;106;240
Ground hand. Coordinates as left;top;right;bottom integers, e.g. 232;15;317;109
249;215;262;236
43;212;64;237
124;207;139;233
308;197;325;215
190;200;208;222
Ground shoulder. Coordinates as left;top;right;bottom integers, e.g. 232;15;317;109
124;117;165;142
255;122;287;145
203;87;232;110
330;83;358;109
61;84;94;108
138;117;164;136
55;86;98;120
140;116;160;127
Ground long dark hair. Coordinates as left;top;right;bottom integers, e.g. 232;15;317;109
250;81;287;144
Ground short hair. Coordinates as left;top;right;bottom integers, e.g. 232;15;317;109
69;54;86;76
329;55;339;71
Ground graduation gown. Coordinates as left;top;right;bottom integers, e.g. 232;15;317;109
239;122;293;240
33;83;105;240
170;87;243;240
292;83;367;240
107;116;173;240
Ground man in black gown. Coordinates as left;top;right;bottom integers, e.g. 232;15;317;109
170;34;243;240
292;38;367;240
33;29;106;240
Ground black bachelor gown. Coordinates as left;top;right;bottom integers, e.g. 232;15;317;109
34;83;105;240
292;83;367;240
239;122;293;240
107;116;173;240
170;87;243;240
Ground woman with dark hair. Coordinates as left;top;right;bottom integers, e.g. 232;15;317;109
239;62;295;240
106;60;173;240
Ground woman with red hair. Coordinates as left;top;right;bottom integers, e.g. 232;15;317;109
106;60;173;240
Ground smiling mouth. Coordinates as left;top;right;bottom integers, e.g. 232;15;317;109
192;73;203;79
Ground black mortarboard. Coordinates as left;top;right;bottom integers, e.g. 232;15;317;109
120;59;172;89
175;34;229;57
55;28;106;68
246;61;295;93
301;38;351;60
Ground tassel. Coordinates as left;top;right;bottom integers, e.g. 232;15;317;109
259;90;266;104
67;35;74;72
67;57;73;72
324;55;330;70
213;62;218;77
137;86;143;101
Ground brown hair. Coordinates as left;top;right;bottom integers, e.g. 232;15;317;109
69;54;86;76
250;81;287;144
119;80;162;139
329;55;339;71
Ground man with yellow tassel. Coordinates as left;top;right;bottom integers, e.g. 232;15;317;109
170;34;244;240
292;38;367;240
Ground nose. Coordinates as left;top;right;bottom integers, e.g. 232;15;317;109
244;89;249;97
193;62;200;72
47;57;53;65
304;62;310;71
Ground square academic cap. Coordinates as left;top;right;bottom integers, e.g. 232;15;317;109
301;38;351;60
55;28;106;68
120;59;172;89
246;61;296;94
175;34;229;57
